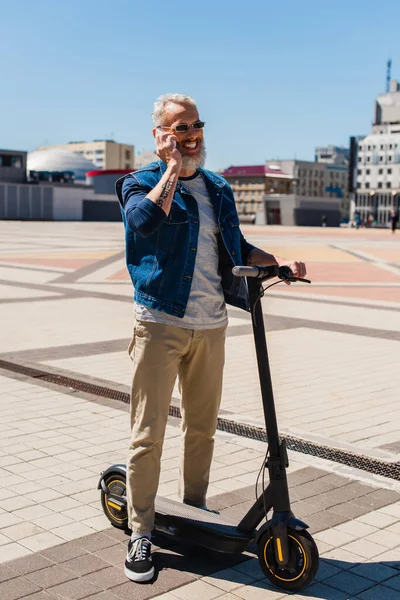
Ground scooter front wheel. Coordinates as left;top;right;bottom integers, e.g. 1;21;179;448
100;472;129;529
257;528;319;591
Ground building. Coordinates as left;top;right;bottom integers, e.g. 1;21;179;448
266;159;349;224
353;78;400;225
135;150;158;169
221;164;292;223
0;149;27;184
373;79;400;132
37;140;134;171
0;148;122;221
27;148;96;182
315;145;349;166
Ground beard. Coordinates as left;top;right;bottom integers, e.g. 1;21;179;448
179;142;207;171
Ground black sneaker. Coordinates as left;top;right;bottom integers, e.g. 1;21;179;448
125;537;154;582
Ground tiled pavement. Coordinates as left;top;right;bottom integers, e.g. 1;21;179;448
0;221;399;599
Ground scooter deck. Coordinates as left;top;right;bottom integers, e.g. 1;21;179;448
155;495;255;554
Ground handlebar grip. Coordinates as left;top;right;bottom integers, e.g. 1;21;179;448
232;266;261;278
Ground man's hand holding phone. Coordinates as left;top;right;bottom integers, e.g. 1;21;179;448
155;129;182;168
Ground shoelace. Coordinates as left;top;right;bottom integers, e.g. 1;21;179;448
128;538;151;562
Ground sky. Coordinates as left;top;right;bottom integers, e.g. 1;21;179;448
1;0;400;172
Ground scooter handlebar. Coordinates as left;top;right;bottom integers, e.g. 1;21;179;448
232;265;311;284
232;265;279;279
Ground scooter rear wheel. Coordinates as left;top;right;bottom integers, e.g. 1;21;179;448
257;528;319;591
100;472;128;529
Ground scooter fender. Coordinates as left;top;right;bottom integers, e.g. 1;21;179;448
255;516;309;544
97;464;127;492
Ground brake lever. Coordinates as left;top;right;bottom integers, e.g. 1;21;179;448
289;277;311;284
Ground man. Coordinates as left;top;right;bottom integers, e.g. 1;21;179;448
391;210;398;234
116;93;306;583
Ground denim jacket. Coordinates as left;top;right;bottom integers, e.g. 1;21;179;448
115;160;255;318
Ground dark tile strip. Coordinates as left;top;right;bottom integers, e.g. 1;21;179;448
0;296;69;305
51;250;126;284
269;290;400;313
0;263;66;274
0;278;131;304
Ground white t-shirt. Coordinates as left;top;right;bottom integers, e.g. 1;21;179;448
135;172;228;329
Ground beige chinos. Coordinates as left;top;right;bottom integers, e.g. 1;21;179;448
127;319;227;534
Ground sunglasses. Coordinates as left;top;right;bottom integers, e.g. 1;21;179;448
157;120;206;133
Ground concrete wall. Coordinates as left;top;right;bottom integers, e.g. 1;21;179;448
278;195;296;226
0;183;116;221
0;183;53;219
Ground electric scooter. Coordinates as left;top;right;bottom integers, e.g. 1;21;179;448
98;265;319;591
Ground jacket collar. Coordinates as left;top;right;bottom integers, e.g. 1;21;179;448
157;161;226;189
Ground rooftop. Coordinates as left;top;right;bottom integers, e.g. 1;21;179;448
222;164;291;178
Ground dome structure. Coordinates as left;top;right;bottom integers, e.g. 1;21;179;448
27;148;96;182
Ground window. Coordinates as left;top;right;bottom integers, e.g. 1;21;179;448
379;156;383;162
125;150;131;160
388;168;392;174
366;169;370;175
358;169;361;175
358;157;362;163
367;157;370;162
381;145;384;150
359;145;363;151
95;150;104;155
388;156;392;162
378;182;382;188
368;145;371;151
387;182;392;188
365;183;370;188
379;168;383;174
0;153;23;168
357;182;361;188
389;144;393;150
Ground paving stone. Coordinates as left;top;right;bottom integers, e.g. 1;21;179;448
48;574;103;599
314;558;342;582
111;581;161;600
40;540;88;563
62;553;112;576
386;575;400;592
297;581;351;599
0;564;18;583
325;570;374;595
75;531;118;553
357;584;400;599
357;489;400;510
92;543;127;566
0;575;41;600
6;552;55;575
171;578;234;599
25;564;77;588
19;593;59;600
227;578;287;599
80;565;127;589
81;593;119;600
307;509;348;533
348;562;399;583
341;538;387;560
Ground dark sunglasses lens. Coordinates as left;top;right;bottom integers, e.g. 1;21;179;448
175;124;189;132
193;121;205;129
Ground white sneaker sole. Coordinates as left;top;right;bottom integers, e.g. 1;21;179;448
124;564;154;582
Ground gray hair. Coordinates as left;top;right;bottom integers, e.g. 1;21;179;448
152;93;197;126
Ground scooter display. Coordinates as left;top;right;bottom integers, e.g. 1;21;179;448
98;265;319;591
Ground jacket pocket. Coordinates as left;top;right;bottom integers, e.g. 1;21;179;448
164;204;189;225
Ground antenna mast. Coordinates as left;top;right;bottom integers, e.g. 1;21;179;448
386;58;392;92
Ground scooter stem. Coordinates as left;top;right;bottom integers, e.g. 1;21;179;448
248;278;281;458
